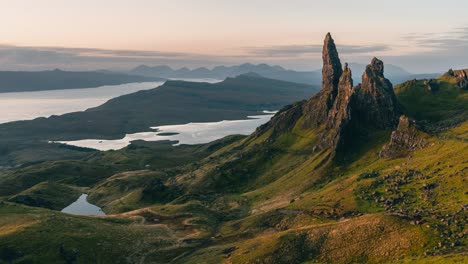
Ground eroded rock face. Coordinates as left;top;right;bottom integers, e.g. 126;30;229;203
326;63;354;129
322;33;344;96
380;115;428;159
318;63;355;152
447;69;468;90
256;33;403;161
355;58;401;129
303;33;343;128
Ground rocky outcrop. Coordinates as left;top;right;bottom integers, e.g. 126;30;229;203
446;69;468;90
380;115;428;158
254;33;403;160
326;63;354;129
303;33;343;128
318;63;355;152
322;33;344;97
354;58;401;129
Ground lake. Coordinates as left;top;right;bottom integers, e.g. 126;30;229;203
0;79;220;124
61;194;105;216
55;113;275;150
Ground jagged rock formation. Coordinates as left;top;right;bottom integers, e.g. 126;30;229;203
446;69;468;90
380;115;428;158
255;33;402;160
354;58;401;129
318;63;355;152
303;33;343;127
308;37;400;157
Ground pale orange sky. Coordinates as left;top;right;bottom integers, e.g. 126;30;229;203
0;0;467;72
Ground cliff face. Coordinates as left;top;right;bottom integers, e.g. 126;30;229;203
303;33;343;128
255;33;402;160
355;58;401;129
317;63;355;153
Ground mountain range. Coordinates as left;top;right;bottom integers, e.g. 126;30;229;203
128;62;440;86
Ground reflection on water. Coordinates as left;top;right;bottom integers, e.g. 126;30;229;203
55;113;275;151
0;82;164;124
61;194;105;216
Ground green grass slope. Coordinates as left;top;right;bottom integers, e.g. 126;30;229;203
395;76;467;124
0;73;466;263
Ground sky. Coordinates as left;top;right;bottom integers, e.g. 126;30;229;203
0;0;467;73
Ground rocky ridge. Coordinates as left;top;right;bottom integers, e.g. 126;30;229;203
264;33;402;159
446;69;468;89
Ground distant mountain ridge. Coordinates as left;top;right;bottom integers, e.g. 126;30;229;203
130;63;315;84
0;69;165;93
129;63;440;86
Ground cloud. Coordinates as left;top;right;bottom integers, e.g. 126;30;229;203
401;27;468;52
0;45;220;70
243;44;391;58
0;27;466;73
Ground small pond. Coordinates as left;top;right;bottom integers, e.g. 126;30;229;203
61;194;105;216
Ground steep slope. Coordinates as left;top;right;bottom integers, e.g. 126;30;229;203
395;71;468;129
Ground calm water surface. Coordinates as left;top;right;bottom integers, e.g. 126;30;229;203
56;113;275;151
61;194;105;216
0;79;220;124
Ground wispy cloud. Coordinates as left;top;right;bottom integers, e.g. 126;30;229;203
0;27;467;73
0;45;218;70
243;44;391;58
401;27;468;52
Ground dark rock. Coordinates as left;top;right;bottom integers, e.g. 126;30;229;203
354;58;401;129
250;34;404;162
303;33;343;128
317;63;355;153
380;115;429;158
445;69;468;90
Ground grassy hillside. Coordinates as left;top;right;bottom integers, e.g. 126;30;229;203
395;76;468;124
0;72;466;263
0;75;317;167
1;120;465;263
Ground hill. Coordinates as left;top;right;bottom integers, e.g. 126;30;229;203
0;34;466;263
129;63;439;86
130;63;320;85
0;74;317;167
0;69;165;93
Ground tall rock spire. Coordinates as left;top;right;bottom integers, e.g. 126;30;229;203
326;63;354;129
322;33;343;98
355;57;401;129
303;33;343;128
316;63;356;157
264;34;402;162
